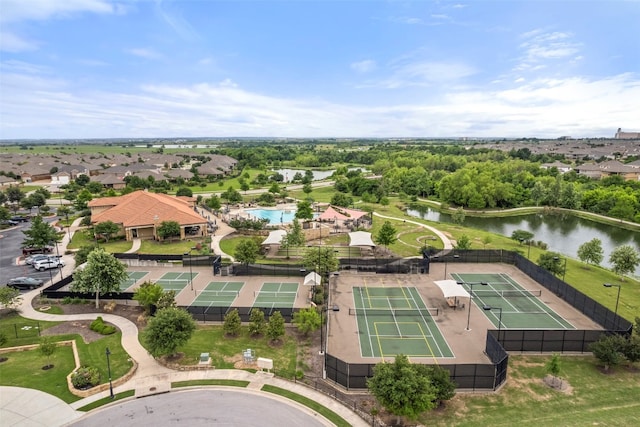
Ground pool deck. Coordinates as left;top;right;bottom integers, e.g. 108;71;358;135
226;203;299;225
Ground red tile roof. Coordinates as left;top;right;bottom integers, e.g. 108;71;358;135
90;190;205;227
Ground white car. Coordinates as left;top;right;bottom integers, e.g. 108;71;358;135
33;257;65;271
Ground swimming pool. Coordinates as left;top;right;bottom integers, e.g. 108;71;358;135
245;208;297;224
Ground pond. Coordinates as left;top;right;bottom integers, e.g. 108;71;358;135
273;168;367;183
406;206;640;273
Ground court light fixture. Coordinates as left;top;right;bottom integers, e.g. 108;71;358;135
483;305;504;342
603;283;622;331
457;281;488;331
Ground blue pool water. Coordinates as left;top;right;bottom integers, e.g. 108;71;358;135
245;208;297;224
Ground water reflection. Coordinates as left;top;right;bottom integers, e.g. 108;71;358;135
406;206;640;272
273;168;366;183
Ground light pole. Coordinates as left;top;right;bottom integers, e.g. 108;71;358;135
457;281;488;331
444;254;459;280
105;347;114;399
185;250;194;291
483;305;504;342
554;256;567;281
603;283;622;330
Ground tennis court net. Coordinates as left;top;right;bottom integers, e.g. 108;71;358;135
473;289;542;298
156;279;189;287
349;307;439;317
254;291;298;298
197;290;239;298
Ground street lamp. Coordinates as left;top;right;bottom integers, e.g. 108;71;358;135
554;256;567;281
457;281;488;331
483;305;504;342
603;283;622;330
105;347;114;399
444;254;459;280
184;250;194;291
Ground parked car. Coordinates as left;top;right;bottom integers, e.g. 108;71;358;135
7;277;45;290
33;257;65;271
1;220;19;227
25;254;55;265
10;216;30;223
22;245;54;256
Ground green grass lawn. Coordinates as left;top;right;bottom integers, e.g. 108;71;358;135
423;355;640;426
0;312;60;347
66;229;132;253
143;324;302;379
0;332;132;404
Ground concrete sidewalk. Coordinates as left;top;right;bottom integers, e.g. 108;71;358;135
7;280;368;427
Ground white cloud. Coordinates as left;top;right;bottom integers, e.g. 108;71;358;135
351;60;377;73
154;0;198;41
0;31;38;52
365;60;477;89
0;0;117;23
125;48;164;60
390;16;424;25
516;30;582;71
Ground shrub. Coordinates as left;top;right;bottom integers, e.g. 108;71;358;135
71;366;101;389
90;316;117;335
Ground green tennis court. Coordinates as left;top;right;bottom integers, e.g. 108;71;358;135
156;272;197;291
353;287;453;359
119;271;148;290
253;282;299;309
452;273;575;329
191;281;245;307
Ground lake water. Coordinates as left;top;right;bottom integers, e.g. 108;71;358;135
406;206;640;272
273;168;367;182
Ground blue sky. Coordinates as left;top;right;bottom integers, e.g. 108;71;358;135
1;0;639;139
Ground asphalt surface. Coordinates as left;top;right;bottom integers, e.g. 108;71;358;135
0;215;67;287
68;388;331;427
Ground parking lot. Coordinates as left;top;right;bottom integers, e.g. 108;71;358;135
1;218;73;290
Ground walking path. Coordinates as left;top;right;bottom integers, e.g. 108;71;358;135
3;215;368;427
374;211;454;250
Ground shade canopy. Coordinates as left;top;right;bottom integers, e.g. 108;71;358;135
433;280;471;299
348;231;376;247
261;229;287;246
304;272;321;287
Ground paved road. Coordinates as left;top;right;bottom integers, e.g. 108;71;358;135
69;388;331;427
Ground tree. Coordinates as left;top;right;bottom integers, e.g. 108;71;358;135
157;290;177;310
248;308;266;336
205;194;222;211
223;308;242;336
367;354;437;424
545;353;562;387
157;220;181;241
609;245;640;280
0;287;22;311
577;238;604;267
144;307;196;357
133;281;164;314
426;365;456;405
285;220;305;247
22;215;59;251
537;252;565;277
302;247;339;278
590;334;626;371
375;221;397;249
71;248;128;308
234;239;260;270
94;220;120;242
39;336;57;369
176;186;193;197
74;244;99;266
511;229;534;244
292;307;321;337
295;200;314;222
302;183;313;199
455;234;472;250
451;207;465;224
222;186;242;204
481;235;493;249
266;311;285;343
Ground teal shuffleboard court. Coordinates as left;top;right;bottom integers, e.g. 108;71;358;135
119;271;148;291
156;272;197;291
253;282;299;309
352;287;453;359
452;273;575;330
191;281;245;307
